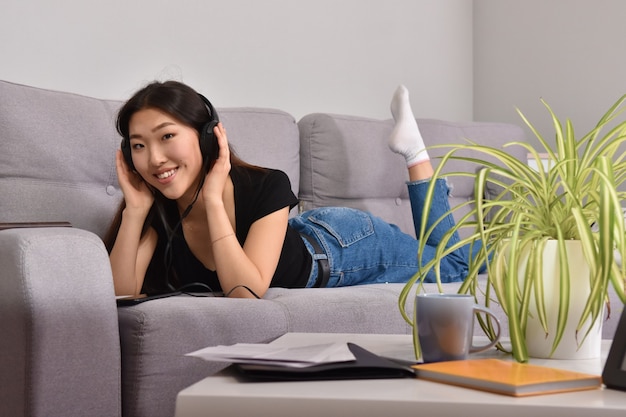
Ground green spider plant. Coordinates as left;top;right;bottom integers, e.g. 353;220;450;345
399;95;626;363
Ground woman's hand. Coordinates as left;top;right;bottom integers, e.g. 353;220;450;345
201;123;232;205
115;150;154;212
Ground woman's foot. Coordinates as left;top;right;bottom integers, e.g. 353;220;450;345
389;85;429;167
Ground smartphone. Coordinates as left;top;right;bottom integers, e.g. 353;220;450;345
0;221;72;230
116;291;182;306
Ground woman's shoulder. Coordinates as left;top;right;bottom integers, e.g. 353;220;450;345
232;165;297;211
231;164;297;228
232;165;292;187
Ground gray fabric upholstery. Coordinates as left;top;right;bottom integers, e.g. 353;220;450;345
217;107;301;199
1;80;622;417
0;228;121;417
0;80;123;239
298;114;414;234
264;285;415;334
298;114;529;238
117;283;416;417
117;297;288;417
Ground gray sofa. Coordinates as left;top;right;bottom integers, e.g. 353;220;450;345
0;80;622;417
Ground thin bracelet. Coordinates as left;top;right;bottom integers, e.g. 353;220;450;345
211;233;235;245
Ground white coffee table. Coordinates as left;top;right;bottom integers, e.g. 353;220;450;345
175;333;626;417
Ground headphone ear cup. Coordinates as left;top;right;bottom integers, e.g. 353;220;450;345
120;139;136;171
197;93;220;169
199;120;219;166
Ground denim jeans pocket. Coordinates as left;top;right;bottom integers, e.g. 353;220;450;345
305;207;374;247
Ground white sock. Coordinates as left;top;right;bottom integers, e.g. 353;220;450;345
389;85;429;167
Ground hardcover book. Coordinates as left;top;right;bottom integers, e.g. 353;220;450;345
413;358;602;397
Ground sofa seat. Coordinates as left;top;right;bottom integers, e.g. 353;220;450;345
117;283;415;417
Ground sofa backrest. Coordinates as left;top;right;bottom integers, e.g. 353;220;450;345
219;108;300;200
0;80;300;239
0;80;124;238
298;113;528;238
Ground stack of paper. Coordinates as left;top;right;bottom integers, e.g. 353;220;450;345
186;342;356;368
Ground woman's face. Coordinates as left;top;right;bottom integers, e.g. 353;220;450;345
128;107;204;202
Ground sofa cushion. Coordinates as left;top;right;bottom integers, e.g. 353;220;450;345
219;107;300;203
298;114;528;238
298;113;414;233
117;297;289;417
0;80;123;238
117;279;518;417
117;283;416;417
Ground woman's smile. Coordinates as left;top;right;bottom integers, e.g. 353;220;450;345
155;167;178;182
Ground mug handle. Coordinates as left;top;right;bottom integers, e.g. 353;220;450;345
469;305;501;354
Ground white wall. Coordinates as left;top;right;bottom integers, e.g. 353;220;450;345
474;0;626;148
0;0;473;121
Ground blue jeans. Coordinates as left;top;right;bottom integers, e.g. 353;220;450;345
289;178;475;287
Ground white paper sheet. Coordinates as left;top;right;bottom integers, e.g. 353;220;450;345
186;342;356;368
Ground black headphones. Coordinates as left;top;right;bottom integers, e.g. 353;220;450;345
120;93;220;172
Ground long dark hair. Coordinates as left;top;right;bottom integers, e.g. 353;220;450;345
105;80;263;294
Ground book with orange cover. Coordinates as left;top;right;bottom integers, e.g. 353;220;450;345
413;358;602;397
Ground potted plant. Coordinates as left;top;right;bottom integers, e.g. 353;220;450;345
399;95;626;363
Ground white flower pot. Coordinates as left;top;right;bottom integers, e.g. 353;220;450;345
519;240;602;359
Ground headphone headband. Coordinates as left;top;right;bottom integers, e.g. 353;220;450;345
198;93;219;124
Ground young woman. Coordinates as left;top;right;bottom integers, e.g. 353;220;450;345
105;81;470;298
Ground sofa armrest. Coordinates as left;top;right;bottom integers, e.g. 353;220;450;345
0;227;121;417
